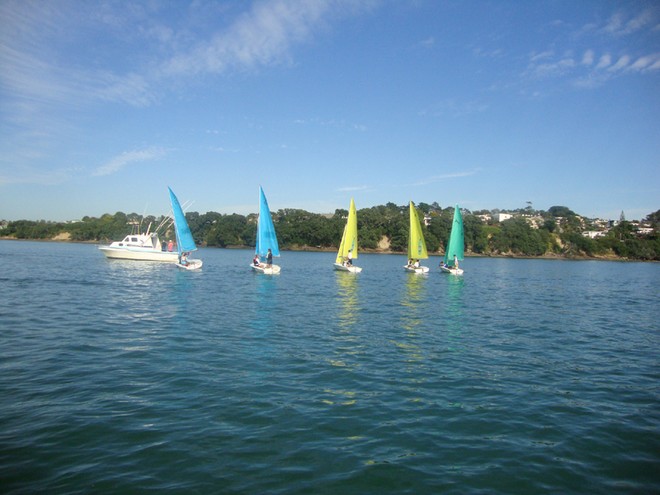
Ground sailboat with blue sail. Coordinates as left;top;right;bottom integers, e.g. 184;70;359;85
404;201;429;274
251;186;281;274
440;204;464;275
168;187;202;270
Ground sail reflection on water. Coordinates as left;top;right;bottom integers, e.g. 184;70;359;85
443;275;465;353
397;273;426;386
401;273;425;332
322;273;362;407
251;275;277;335
336;272;359;331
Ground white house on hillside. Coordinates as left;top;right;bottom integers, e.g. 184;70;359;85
494;213;512;222
582;230;607;239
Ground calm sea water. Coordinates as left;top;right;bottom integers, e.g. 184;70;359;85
1;240;658;494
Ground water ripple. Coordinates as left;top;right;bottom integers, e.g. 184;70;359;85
0;243;658;494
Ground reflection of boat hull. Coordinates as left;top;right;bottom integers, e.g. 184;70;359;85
440;265;464;275
251;264;281;274
99;246;178;262
404;265;429;274
177;259;203;270
333;263;362;273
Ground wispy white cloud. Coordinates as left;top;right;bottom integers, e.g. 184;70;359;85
523;7;660;90
528;57;576;78
419;99;489;118
646;56;660;71
292;117;368;132
629;54;658;71
337;185;369;192
472;46;504;59
161;0;373;77
0;0;377;191
529;50;554;63
603;9;656;36
93;147;167;177
527;48;660;89
609;55;631;72
420;37;435;47
0;3;142;106
0;0;375;111
596;53;612;69
408;170;480;187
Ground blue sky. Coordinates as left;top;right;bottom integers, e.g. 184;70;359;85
1;0;658;222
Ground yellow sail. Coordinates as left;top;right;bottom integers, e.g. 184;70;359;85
336;198;358;264
408;201;428;260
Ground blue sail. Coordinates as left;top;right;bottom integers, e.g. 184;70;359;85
255;186;280;257
168;187;197;254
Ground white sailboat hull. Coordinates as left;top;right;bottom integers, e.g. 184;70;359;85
251;264;281;274
440;265;464;275
177;259;203;270
333;263;362;273
404;265;429;274
99;246;179;262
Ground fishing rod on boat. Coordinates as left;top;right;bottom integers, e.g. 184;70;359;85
157;198;195;235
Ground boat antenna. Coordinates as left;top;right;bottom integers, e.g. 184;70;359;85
155;213;172;233
139;204;149;232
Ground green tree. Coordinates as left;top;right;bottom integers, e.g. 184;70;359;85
548;206;576;217
491;218;547;255
207;214;248;247
463;214;486;253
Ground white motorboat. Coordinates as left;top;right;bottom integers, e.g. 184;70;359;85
99;222;178;262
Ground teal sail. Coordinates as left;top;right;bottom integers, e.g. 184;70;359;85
168;187;197;254
443;205;464;267
255;186;280;257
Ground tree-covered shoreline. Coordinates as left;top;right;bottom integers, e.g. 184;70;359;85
2;204;659;261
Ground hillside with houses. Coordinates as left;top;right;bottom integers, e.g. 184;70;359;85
2;204;659;261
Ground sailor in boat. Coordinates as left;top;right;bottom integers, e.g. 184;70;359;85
179;252;189;266
441;255;458;271
253;254;262;267
168;239;174;252
266;249;273;268
345;249;353;266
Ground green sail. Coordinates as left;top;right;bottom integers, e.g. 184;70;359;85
408;201;428;260
336;198;358;264
443;205;464;267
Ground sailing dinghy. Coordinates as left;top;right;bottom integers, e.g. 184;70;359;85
440;205;464;275
334;198;362;273
251;186;281;274
168;187;202;270
404;201;430;274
